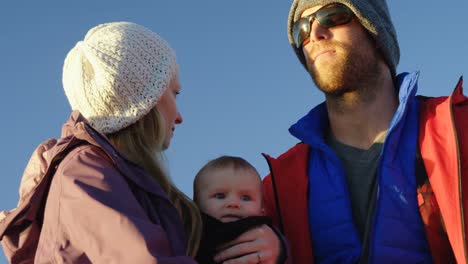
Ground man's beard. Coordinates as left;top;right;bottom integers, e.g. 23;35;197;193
306;40;381;98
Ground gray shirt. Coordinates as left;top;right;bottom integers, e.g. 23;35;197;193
326;132;386;263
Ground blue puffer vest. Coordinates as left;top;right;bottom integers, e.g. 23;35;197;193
289;72;433;263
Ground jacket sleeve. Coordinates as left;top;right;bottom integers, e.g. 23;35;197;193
36;145;196;264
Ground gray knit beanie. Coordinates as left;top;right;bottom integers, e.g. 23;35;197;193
63;22;177;134
287;0;400;76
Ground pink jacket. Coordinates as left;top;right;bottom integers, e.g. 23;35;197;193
0;111;195;263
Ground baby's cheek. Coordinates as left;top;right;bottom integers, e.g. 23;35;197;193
250;203;264;215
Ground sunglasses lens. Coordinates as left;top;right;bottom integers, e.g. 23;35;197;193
293;18;312;48
292;4;353;48
316;5;353;28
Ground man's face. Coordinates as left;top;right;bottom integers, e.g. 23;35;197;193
300;5;383;96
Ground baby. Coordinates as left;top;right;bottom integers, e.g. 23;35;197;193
193;156;271;263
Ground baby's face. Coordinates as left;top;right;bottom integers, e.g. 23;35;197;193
196;168;263;222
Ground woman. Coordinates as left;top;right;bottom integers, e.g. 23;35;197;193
0;22;282;263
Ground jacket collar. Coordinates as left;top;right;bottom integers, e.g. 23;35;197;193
62;111;172;202
289;71;420;147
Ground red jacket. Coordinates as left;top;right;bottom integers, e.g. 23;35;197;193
263;78;467;264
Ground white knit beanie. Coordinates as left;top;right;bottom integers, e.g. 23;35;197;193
63;22;177;134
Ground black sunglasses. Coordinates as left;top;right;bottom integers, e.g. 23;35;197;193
292;4;354;48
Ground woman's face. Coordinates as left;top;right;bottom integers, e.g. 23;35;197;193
156;74;183;149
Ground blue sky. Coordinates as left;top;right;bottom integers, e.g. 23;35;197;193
1;1;467;262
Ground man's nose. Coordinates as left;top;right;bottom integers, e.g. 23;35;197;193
308;20;331;43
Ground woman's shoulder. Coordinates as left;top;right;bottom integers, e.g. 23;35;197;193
63;144;112;165
54;144;126;189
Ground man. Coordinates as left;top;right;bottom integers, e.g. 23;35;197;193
262;0;467;263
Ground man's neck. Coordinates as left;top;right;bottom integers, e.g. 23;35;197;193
326;69;398;150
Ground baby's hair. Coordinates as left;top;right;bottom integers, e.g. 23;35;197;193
193;156;261;203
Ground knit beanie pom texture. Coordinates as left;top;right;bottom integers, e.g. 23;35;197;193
63;21;177;134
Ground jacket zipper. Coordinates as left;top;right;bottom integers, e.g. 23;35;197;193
366;167;380;263
450;94;467;263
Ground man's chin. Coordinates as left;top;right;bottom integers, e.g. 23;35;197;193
310;71;345;93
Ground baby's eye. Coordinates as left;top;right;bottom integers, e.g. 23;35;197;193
214;193;225;199
240;195;252;201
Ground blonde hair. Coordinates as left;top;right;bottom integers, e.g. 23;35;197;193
107;107;202;256
193;156;262;204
